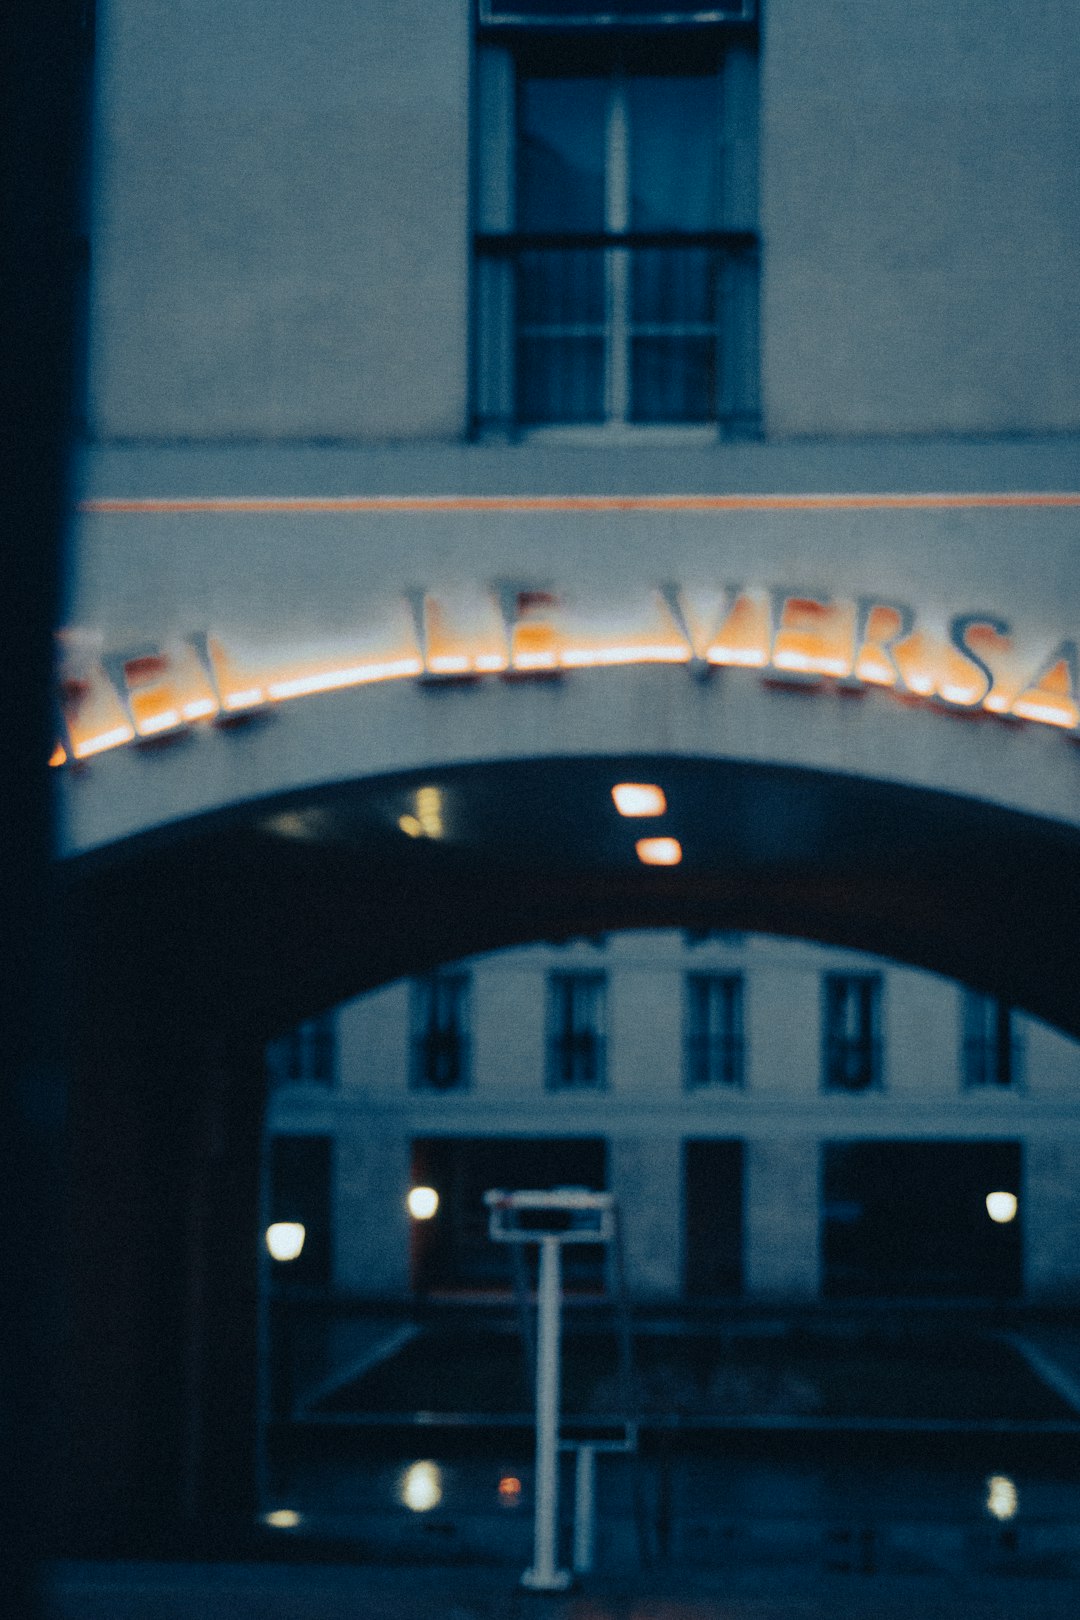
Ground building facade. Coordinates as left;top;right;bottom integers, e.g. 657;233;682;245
266;932;1080;1302
58;4;1080;1516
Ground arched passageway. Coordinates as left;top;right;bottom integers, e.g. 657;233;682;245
61;753;1080;1555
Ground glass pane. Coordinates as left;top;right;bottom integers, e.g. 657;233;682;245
627;74;717;232
517;336;605;423
518;249;605;325
631;336;715;422
631;248;715;325
518;76;607;231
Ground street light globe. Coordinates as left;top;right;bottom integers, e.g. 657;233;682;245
265;1221;306;1261
408;1185;439;1220
985;1191;1018;1224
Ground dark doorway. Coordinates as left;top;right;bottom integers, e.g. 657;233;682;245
683;1138;744;1296
822;1139;1022;1299
268;1135;332;1289
410;1136;607;1292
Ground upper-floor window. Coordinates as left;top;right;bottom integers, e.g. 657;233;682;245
411;972;472;1091
685;972;743;1088
962;992;1021;1088
266;1014;336;1087
474;28;758;435
480;1;754;22
547;971;607;1088
822;974;882;1092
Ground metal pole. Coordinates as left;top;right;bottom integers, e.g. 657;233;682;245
572;1445;596;1574
522;1235;570;1590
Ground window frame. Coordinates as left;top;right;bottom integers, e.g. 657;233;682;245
961;991;1022;1090
821;972;883;1094
472;32;759;437
684;971;744;1089
546;970;608;1090
410;971;473;1093
266;1013;337;1088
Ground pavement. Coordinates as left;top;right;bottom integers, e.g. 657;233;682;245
43;1560;1080;1620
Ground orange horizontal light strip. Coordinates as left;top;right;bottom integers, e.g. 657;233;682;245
72;723;136;759
636;836;682;866
560;643;690;668
266;657;423;701
78;492;1080;515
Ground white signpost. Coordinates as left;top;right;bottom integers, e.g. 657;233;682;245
484;1187;618;1591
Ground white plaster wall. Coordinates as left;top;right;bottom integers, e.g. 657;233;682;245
761;0;1080;436
1023;1018;1080;1099
743;1136;820;1298
886;969;958;1098
88;0;471;439
333;1125;412;1293
339;983;408;1098
746;956;816;1096
608;1134;682;1299
610;943;682;1102
474;951;546;1098
1024;1138;1080;1299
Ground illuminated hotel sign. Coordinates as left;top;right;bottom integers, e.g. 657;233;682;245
54;583;1080;765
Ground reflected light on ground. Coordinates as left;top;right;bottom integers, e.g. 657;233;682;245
399;1461;443;1512
407;1185;439;1220
985;1474;1019;1521
986;1191;1018;1223
636;836;682;866
265;1221;306;1261
262;1508;302;1529
612;782;667;817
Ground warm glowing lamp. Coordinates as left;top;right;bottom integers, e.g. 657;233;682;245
985;1191;1018;1224
612;782;667;817
263;1508;302;1529
407;1185;439;1220
399;1460;443;1512
265;1221;306;1261
985;1475;1018;1521
636;837;682;866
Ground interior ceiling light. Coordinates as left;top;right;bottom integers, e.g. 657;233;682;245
612;782;667;817
636;837;682;866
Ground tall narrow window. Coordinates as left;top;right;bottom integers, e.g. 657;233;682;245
266;1013;336;1087
411;973;471;1091
822;974;882;1092
547;972;607;1089
962;992;1020;1088
685;973;743;1088
475;26;758;433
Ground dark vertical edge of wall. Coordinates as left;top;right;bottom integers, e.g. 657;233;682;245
0;0;90;1612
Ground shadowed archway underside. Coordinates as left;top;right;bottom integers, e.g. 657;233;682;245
66;754;1080;1041
56;750;1080;1559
